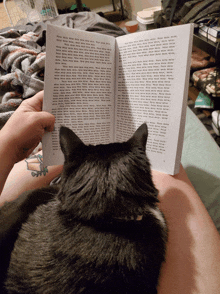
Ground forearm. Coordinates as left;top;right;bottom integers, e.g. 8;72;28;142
0;151;63;206
0;136;15;196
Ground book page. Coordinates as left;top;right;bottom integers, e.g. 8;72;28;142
115;24;193;174
43;25;116;166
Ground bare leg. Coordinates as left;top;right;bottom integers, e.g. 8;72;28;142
0;151;63;206
153;165;220;294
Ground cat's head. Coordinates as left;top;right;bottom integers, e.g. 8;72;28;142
57;124;158;221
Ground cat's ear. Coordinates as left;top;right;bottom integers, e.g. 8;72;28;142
59;126;84;160
128;123;148;150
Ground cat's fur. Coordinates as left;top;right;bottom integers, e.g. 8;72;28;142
0;123;167;294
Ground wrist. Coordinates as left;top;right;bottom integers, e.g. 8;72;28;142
0;131;17;167
0;132;16;196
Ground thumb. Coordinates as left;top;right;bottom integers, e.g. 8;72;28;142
38;111;55;132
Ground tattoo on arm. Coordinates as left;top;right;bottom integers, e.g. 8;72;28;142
25;154;48;177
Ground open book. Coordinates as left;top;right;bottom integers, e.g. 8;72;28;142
42;23;194;175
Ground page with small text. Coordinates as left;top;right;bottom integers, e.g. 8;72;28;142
115;24;194;174
42;25;116;166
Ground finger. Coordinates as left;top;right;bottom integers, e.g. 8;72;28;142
38;111;55;132
21;91;44;112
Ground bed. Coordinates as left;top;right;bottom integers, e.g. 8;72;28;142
0;11;220;233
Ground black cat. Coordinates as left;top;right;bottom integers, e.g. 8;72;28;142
0;123;167;294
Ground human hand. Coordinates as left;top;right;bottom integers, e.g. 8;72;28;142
0;91;55;163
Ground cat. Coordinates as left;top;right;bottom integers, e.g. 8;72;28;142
0;123;167;294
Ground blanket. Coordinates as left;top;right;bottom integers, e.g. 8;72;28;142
0;12;125;129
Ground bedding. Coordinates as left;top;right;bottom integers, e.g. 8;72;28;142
182;107;220;233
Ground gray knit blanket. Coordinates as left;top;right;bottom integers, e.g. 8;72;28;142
0;12;125;129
